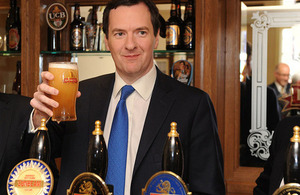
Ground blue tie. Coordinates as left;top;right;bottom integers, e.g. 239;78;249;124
106;85;135;195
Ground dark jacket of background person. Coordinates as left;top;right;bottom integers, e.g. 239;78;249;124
0;93;59;194
240;77;281;167
268;82;291;114
268;82;291;98
46;69;225;195
253;115;300;194
0;93;32;194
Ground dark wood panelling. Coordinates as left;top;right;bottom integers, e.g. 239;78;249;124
21;0;40;97
224;0;263;194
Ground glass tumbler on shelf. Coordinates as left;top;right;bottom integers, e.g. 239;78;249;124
85;23;96;51
85;6;98;51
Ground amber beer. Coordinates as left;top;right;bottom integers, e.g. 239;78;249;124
48;62;78;122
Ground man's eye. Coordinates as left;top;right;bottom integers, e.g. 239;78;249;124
115;32;124;37
139;31;147;36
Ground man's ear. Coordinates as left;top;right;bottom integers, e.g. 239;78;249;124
154;29;160;49
105;36;110;51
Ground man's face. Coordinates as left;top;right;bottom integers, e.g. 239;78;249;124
275;64;290;87
105;3;159;84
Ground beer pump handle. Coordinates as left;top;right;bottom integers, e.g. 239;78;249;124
162;122;184;178
87;120;108;180
284;126;300;184
142;122;190;195
7;118;54;194
68;121;111;195
29;118;51;164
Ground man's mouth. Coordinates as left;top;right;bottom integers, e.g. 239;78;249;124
123;54;140;60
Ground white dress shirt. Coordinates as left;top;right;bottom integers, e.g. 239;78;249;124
280;178;284;187
103;64;156;195
275;81;287;95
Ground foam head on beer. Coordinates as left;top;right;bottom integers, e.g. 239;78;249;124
48;62;79;122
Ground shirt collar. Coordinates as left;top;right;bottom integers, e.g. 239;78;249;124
112;63;157;100
275;81;285;91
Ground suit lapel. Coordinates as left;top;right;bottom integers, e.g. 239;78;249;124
133;70;176;176
88;74;115;133
272;83;280;96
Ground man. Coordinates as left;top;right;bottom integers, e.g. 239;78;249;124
269;63;291;116
30;0;225;194
0;93;32;194
268;63;291;108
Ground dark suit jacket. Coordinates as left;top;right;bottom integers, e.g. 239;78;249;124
268;82;291;98
49;68;225;195
253;115;300;195
268;82;291;114
0;93;32;194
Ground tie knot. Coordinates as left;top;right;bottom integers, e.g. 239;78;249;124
120;85;134;100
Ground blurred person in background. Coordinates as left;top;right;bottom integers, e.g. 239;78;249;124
0;93;32;194
269;63;291;98
269;63;291;114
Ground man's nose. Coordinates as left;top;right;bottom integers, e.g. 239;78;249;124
125;34;137;50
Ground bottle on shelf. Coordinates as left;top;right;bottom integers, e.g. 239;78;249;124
166;0;182;50
284;126;300;184
183;1;188;22
46;3;68;51
29;118;51;164
48;27;60;51
162;122;184;178
93;6;101;51
7;0;21;51
5;0;14;51
70;4;84;51
87;120;108;179
176;0;182;21
81;17;86;51
97;23;106;51
6;0;15;50
183;0;195;50
176;0;184;48
12;60;21;95
85;6;97;51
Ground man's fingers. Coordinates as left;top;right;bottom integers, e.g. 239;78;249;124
77;91;81;98
33;90;59;108
38;83;59;96
41;71;54;83
30;98;54;117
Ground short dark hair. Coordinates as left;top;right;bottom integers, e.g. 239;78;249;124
102;0;161;38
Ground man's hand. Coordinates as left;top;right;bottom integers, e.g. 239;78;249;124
30;71;81;128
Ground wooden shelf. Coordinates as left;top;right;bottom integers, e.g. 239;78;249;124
0;51;21;56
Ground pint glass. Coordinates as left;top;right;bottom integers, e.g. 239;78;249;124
48;62;78;122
